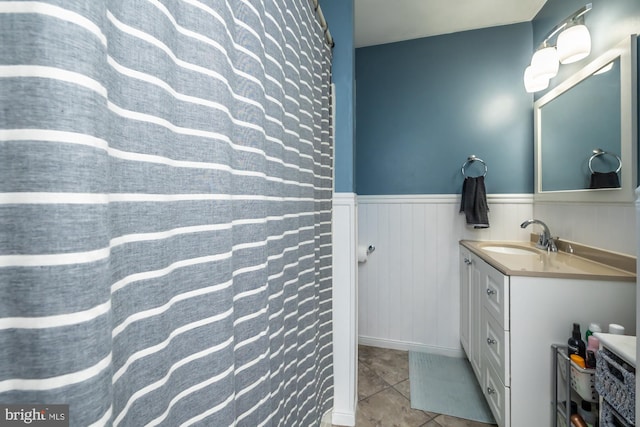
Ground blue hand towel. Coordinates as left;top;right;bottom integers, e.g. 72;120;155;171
460;176;489;229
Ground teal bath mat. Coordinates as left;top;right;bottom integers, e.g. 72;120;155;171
409;351;496;424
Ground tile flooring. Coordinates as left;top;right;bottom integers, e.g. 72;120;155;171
340;345;497;427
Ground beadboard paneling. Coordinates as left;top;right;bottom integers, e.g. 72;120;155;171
357;194;533;354
534;201;636;255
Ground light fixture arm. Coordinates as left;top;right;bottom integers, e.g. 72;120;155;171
536;3;592;49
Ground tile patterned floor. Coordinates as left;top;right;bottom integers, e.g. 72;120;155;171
337;345;497;427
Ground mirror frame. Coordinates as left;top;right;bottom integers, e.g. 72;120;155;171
534;35;637;203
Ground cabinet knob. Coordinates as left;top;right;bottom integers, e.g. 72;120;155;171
486;288;496;296
487;337;497;345
487;387;496;395
464;257;472;265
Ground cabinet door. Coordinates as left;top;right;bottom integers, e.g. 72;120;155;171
459;248;472;356
469;255;483;380
482;307;510;387
484;361;510;427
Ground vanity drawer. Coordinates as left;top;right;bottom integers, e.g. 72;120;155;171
480;261;510;330
484;361;510;427
482;307;510;387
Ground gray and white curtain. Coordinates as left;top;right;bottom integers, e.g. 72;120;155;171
0;0;333;426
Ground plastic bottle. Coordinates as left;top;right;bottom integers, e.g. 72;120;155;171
609;323;625;335
585;323;601;341
578;401;596;427
570;413;588;427
585;335;599;369
585;350;596;369
570;354;586;368
568;323;587;358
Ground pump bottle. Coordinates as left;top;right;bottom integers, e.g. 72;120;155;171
568;323;586;359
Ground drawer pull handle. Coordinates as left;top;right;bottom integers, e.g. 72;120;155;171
487;387;496;395
486;288;496;296
487;338;497;345
464;257;472;265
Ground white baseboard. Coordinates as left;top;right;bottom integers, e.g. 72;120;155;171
358;336;465;358
331;410;356;426
320;409;334;427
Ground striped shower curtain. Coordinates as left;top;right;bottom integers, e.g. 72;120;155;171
0;0;333;426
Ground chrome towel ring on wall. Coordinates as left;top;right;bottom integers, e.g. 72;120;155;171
461;155;488;178
588;148;622;173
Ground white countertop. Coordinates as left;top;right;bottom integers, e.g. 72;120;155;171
594;332;636;367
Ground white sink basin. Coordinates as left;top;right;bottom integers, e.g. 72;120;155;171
480;245;540;256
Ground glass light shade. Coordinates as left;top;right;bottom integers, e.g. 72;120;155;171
523;66;549;93
557;24;591;64
530;46;559;80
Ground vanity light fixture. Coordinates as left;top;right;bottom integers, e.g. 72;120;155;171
557;14;591;64
523;65;549;93
524;3;592;92
530;42;560;80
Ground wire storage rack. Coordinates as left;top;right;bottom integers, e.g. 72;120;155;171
551;344;598;427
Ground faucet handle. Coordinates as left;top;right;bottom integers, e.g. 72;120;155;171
536;233;548;246
536;233;558;252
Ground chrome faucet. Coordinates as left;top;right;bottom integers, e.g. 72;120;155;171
520;219;557;252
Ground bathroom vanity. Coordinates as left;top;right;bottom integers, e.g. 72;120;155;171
459;239;636;427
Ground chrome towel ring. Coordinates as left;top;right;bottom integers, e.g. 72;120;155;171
461;155;487;178
588;148;621;173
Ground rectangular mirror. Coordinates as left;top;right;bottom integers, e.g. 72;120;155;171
534;35;637;202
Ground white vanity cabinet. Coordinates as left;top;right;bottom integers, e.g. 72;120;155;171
459;243;636;427
460;247;510;426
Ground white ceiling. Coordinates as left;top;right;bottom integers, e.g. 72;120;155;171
354;0;548;48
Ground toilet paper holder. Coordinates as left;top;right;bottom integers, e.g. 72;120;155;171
358;244;376;264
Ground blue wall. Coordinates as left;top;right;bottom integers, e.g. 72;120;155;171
355;24;534;195
318;0;356;193
327;0;640;196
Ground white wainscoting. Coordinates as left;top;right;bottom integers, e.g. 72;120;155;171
357;194;533;355
332;192;358;426
534;201;636;255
